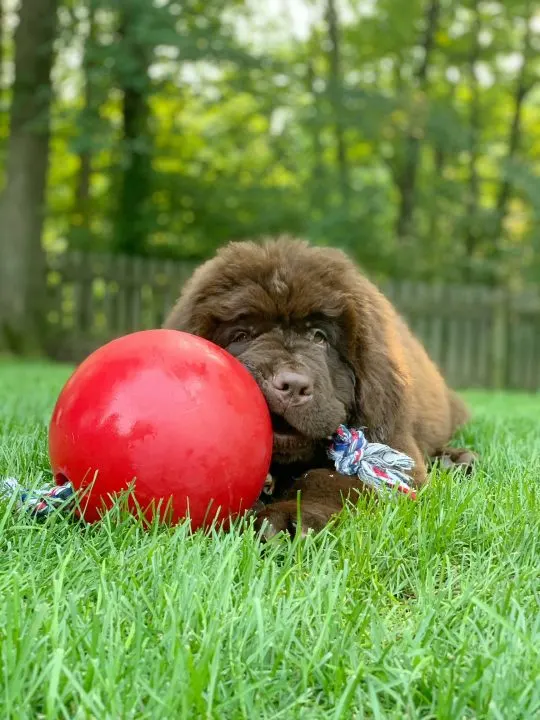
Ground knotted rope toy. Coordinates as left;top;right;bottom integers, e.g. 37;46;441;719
0;425;416;520
0;476;75;520
328;425;417;500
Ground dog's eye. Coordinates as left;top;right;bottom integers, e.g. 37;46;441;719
312;329;328;344
231;330;250;344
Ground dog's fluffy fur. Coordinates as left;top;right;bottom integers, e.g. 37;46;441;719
164;236;474;536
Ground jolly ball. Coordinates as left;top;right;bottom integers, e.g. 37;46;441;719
48;329;273;528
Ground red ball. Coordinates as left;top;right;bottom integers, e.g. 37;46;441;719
48;329;272;528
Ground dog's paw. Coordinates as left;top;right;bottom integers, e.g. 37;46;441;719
433;447;478;474
253;500;330;541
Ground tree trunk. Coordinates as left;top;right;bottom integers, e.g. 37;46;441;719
307;57;325;214
0;0;4;93
427;74;457;239
114;8;152;256
428;142;446;243
325;0;349;210
0;0;5;166
464;0;481;277
74;0;98;236
395;0;440;242
0;0;58;353
495;7;534;231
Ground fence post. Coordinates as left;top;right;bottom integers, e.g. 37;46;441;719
491;288;509;390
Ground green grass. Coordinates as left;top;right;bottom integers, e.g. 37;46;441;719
0;363;539;719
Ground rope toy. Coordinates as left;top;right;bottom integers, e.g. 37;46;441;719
0;477;75;520
328;425;417;500
0;425;416;520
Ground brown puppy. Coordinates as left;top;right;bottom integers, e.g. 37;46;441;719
164;236;475;537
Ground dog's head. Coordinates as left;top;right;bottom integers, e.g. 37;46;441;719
164;237;406;464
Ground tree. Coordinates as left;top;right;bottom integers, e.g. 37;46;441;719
395;0;441;243
6;0;538;296
0;0;58;352
0;0;4;93
463;0;481;277
325;0;349;210
494;2;536;241
73;0;100;238
113;0;154;255
306;55;326;215
0;0;7;165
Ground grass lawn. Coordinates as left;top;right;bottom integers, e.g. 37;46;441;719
0;362;539;719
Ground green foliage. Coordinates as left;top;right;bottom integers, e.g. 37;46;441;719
1;0;540;282
1;364;540;716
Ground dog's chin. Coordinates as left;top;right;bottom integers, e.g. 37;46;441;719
272;433;317;464
270;412;326;465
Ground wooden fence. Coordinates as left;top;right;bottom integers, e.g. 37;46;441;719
45;251;540;391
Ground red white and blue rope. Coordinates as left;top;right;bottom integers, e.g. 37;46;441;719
328;425;417;500
0;476;75;520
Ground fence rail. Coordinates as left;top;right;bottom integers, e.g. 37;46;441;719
45;251;540;391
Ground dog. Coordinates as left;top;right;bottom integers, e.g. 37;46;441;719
164;236;475;537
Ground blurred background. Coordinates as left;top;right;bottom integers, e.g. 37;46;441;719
0;0;539;389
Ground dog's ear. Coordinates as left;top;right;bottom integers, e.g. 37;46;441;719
163;286;206;336
162;259;222;337
345;284;409;443
163;240;263;337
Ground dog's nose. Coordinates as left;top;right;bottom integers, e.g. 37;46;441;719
271;371;313;406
